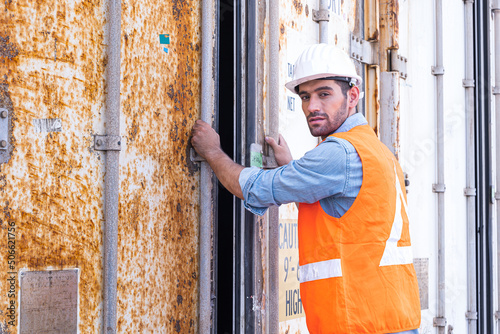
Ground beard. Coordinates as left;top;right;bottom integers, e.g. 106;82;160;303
306;98;349;138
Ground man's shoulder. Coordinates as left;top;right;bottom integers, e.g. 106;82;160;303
319;136;357;154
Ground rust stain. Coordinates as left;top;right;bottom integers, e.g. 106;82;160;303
292;0;303;15
0;36;19;61
368;29;380;41
380;0;399;49
305;4;309;17
117;0;201;332
391;0;399;49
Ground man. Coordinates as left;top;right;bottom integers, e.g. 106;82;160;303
191;44;421;334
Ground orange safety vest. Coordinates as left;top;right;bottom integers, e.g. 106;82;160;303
298;124;421;334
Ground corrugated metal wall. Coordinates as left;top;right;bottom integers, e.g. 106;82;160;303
0;0;201;332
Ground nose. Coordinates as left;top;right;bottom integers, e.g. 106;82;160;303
307;95;321;114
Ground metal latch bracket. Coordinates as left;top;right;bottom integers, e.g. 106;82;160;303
312;9;330;22
431;66;445;76
350;34;379;65
0;108;8;150
493;86;500;95
390;51;408;79
190;148;205;162
433;317;447;327
466;311;478;320
462;79;475;88
432;183;446;193
94;135;122;151
464;188;476;197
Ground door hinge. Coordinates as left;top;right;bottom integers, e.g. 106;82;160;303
94;135;122;151
312;9;330;22
350;34;378;65
0;108;8;150
390;51;408;79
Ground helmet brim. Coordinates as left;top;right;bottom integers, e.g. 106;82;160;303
285;73;363;94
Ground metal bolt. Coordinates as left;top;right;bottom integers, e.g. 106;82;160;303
356;54;359;59
404;58;408;62
0;111;7;118
397;54;400;59
356;37;359;42
117;141;121;146
96;139;103;146
0;140;7;148
360;56;364;61
352;52;355;57
352;35;355;40
360;40;363;44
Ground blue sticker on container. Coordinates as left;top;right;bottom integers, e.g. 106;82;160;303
159;34;170;45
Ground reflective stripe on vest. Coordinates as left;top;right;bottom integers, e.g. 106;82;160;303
379;164;414;267
298;258;342;283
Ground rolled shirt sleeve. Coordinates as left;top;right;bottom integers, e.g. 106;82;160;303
238;137;353;216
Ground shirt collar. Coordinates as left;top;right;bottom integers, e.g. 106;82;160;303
334;113;368;134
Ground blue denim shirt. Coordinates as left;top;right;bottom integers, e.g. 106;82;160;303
239;113;367;217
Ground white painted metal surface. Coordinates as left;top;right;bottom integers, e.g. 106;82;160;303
399;0;468;333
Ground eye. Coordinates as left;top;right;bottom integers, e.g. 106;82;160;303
300;95;310;101
319;92;330;97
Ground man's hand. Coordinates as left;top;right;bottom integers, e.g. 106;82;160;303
191;120;244;199
191;120;222;160
265;134;293;166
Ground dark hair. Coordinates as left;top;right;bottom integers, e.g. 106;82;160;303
335;80;352;99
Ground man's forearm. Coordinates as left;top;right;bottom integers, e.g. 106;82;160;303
191;119;245;199
205;150;244;199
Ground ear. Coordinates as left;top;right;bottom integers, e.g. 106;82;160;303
347;86;360;109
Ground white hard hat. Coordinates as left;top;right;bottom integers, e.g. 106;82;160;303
285;43;363;94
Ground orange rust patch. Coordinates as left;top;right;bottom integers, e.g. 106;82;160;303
292;0;303;15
